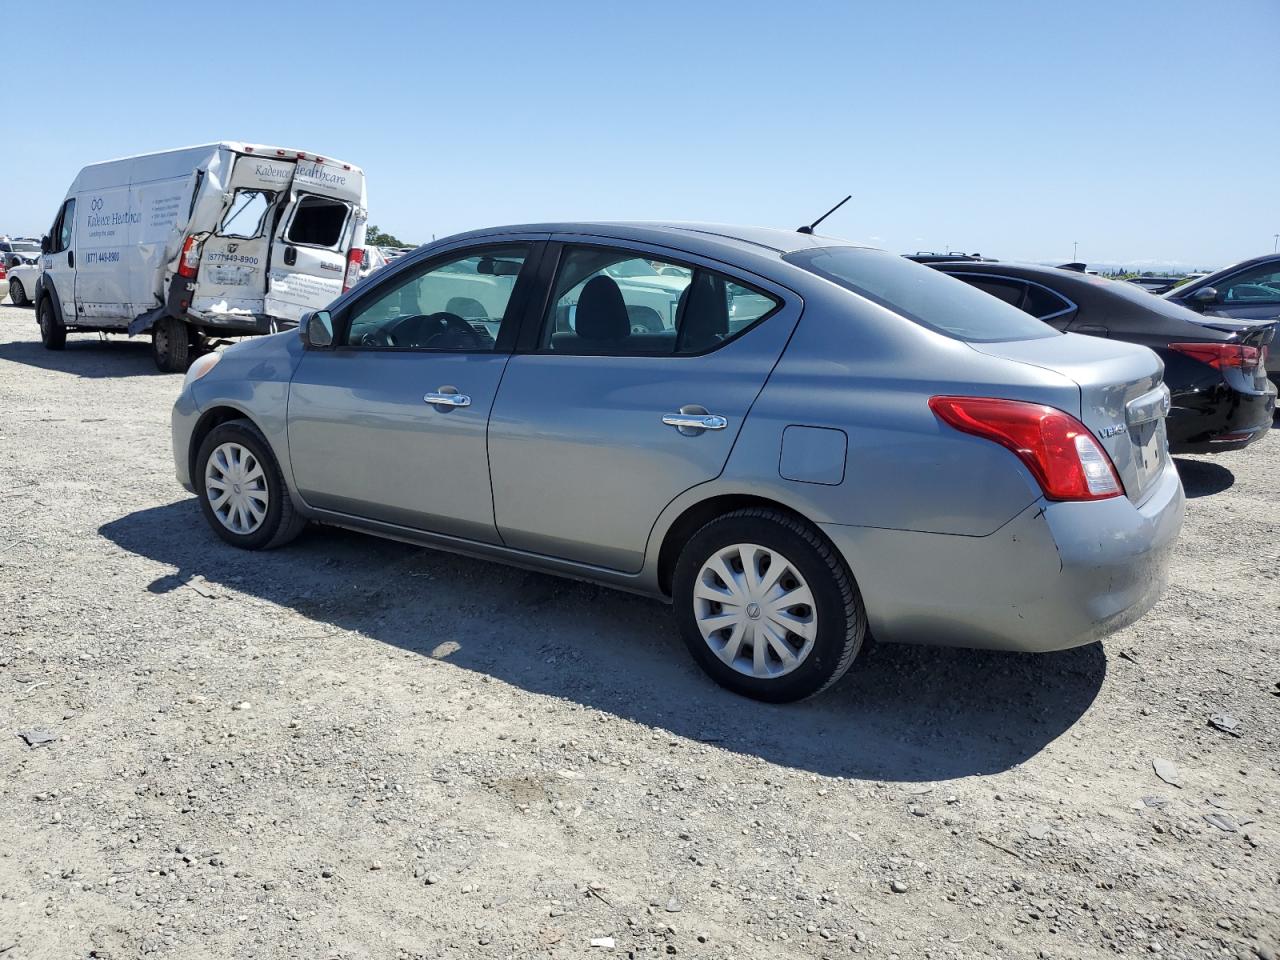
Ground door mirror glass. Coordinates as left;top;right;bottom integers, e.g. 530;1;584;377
1191;285;1218;304
303;310;334;348
40;235;50;254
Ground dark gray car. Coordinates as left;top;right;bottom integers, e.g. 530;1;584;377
171;223;1184;702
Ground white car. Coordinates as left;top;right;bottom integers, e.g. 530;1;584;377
6;262;39;306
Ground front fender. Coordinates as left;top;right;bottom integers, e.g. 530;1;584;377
34;274;65;324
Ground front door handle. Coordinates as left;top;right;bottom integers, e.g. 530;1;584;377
663;413;727;431
283;246;297;266
68;250;74;268
424;389;471;408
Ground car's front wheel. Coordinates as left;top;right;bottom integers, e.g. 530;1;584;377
38;298;65;350
195;419;306;550
9;278;27;307
673;508;866;702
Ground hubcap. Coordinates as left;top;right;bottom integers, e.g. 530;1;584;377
693;543;817;679
204;442;268;535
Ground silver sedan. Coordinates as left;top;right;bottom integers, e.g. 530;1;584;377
171;223;1184;702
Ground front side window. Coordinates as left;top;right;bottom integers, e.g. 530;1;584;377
1217;263;1280;304
541;247;779;356
287;195;351;248
219;189;273;239
785;247;1057;342
343;244;529;351
51;199;75;253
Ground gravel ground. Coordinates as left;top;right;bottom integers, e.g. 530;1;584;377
0;301;1276;960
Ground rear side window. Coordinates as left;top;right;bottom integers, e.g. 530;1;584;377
963;276;1026;306
288;195;350;248
784;247;1056;342
1024;283;1073;319
540;246;780;356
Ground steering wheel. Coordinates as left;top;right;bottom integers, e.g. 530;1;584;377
421;313;486;350
360;327;397;347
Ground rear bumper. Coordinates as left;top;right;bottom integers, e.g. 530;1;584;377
189;312;297;337
1167;382;1276;453
821;459;1184;653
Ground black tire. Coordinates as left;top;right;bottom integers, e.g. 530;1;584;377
194;418;307;550
9;279;27;307
152;316;191;373
672;507;865;703
38;297;66;350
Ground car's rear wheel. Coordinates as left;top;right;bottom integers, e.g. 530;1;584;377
38;298;66;350
195;419;306;550
152;316;191;372
672;507;865;702
9;279;27;307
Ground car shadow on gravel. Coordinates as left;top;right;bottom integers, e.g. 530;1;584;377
0;336;160;378
1174;457;1235;498
101;501;1107;784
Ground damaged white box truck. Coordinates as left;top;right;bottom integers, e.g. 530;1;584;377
32;142;367;371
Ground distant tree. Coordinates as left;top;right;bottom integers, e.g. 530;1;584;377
366;224;414;248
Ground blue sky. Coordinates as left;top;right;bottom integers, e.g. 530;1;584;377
3;0;1276;269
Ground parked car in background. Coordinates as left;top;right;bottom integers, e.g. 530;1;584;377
7;262;39;306
172;223;1184;702
1126;276;1180;294
33;142;367;372
1164;255;1280;387
904;251;988;263
930;261;1276;452
0;238;42;270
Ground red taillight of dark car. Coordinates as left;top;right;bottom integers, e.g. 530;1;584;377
1169;341;1261;372
929;396;1124;501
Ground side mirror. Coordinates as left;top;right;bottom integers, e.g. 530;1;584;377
301;310;334;348
1191;286;1219;304
40;235;50;254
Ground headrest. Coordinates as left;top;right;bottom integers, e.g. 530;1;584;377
576;275;630;341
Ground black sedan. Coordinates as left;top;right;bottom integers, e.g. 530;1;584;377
928;261;1276;454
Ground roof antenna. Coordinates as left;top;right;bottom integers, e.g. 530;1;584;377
797;194;852;235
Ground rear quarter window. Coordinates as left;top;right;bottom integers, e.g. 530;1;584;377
784;247;1057;342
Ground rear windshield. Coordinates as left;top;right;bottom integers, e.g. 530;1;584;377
784;246;1057;342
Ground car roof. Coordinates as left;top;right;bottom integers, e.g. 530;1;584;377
437;221;873;258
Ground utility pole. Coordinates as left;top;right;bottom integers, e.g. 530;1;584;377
1073;241;1078;261
1273;233;1278;253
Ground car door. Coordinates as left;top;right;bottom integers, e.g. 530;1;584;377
264;159;365;326
287;239;544;542
488;239;800;573
41;198;77;315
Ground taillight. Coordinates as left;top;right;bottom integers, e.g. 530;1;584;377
929;396;1124;501
1169;341;1260;371
177;236;202;278
343;247;364;292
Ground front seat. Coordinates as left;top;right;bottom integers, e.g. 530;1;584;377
571;275;631;353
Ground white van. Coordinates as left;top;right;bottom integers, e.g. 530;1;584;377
33;142;367;371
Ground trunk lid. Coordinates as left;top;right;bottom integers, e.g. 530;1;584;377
969;334;1169;504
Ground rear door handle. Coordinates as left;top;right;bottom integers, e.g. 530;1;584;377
424;390;471;408
663;413;727;431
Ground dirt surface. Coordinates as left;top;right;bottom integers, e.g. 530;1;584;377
0;302;1276;960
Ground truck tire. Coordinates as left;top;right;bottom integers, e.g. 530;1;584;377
152;317;191;373
38;298;66;350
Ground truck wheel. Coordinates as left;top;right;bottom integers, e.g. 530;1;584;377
152;317;191;373
9;279;27;307
38;298;66;350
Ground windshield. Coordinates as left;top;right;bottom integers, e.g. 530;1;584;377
785;246;1057;342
